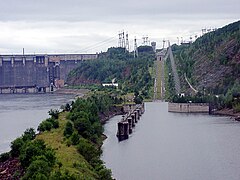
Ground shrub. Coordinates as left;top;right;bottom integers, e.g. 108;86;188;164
48;109;60;119
0;152;10;162
22;128;36;141
71;132;80;145
77;139;99;163
64;121;73;137
10;137;24;157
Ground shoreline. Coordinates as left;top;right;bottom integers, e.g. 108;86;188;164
54;88;89;97
213;108;240;120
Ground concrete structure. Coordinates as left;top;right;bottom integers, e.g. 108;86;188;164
117;103;145;141
168;102;210;113
0;53;97;93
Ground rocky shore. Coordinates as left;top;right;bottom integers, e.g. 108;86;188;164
0;158;24;179
213;108;240;121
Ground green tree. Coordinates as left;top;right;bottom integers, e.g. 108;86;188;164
22;128;36;141
10;137;24;157
64;121;73;137
71;132;80;145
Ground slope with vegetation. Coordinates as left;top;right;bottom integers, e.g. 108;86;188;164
172;20;240;111
0;92;125;179
67;46;155;100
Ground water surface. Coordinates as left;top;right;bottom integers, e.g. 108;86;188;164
0;93;75;153
102;102;240;180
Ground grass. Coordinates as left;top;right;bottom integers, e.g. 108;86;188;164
37;112;98;179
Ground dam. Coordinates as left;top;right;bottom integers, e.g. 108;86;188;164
0;54;97;93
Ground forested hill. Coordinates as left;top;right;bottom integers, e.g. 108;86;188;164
173;20;240;95
67;46;155;98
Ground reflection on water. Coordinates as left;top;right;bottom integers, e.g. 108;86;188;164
102;102;240;180
0;93;75;153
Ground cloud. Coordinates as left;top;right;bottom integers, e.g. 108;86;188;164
0;0;239;53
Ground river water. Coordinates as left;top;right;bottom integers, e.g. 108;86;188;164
102;102;240;180
0;93;75;154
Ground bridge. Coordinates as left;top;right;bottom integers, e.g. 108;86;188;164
0;53;97;93
117;103;145;141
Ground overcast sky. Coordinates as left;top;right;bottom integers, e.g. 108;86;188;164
0;0;239;54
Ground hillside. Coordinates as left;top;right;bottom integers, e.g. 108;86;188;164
66;47;155;99
173;20;240;95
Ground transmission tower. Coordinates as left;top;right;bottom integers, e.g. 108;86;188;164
118;31;126;48
125;32;129;52
118;32;122;47
134;37;138;58
122;31;126;48
142;36;149;45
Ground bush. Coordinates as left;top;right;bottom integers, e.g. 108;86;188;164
48;109;60;119
74;118;91;137
10;137;24;157
71;132;80;145
38;121;52;132
64;121;73;137
98;168;113;180
0;152;10;162
22;128;36;141
77;139;99;163
22;159;50;180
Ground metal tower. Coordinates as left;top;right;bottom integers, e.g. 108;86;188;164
125;32;129;52
134;37;138;58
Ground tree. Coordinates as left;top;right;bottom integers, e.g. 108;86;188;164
74;118;91;137
10;137;24;157
48;109;60;119
71;132;80;145
22;159;50;180
64;121;73;137
22;128;36;141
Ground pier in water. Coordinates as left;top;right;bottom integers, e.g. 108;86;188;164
102;102;240;180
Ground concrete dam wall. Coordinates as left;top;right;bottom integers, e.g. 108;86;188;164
168;102;210;113
0;54;97;93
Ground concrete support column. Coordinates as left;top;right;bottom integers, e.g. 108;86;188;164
131;114;137;123
117;122;129;141
22;57;26;66
137;109;141;117
11;57;15;67
134;110;139;121
44;55;49;67
0;58;2;67
128;118;133;134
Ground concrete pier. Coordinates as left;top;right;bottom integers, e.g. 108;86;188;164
117;103;145;141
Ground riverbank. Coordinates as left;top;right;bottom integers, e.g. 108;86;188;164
54;88;89;97
213;108;240;120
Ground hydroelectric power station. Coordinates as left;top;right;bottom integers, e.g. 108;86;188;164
0;54;97;93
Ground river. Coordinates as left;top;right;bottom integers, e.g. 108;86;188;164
102;102;240;180
0;93;75;154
